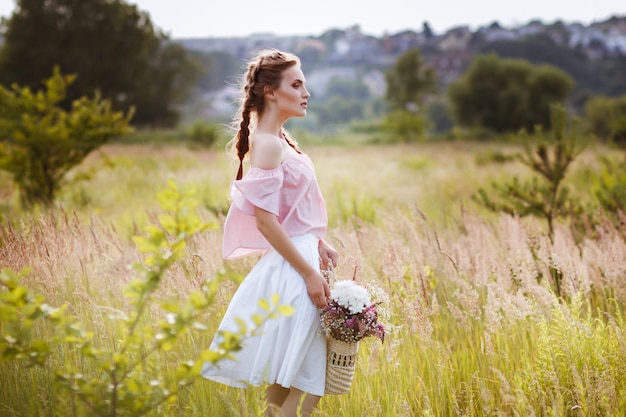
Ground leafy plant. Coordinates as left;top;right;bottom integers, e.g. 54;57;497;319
583;94;626;146
448;54;574;133
381;109;430;142
0;180;294;416
0;67;132;207
187;121;220;149
385;48;436;112
474;104;588;240
594;154;626;217
0;0;202;126
383;48;436;142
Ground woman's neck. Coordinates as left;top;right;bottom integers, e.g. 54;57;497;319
256;112;289;138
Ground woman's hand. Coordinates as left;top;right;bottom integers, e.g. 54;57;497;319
254;207;332;308
318;238;339;270
302;269;331;309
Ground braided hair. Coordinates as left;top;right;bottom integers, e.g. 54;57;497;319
232;49;302;180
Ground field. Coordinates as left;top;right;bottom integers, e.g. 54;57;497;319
1;139;625;416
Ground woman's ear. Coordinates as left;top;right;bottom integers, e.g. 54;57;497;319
264;85;276;102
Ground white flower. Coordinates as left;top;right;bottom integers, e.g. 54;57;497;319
330;280;371;314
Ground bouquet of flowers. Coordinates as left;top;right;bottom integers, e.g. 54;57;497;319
320;280;386;344
321;278;386;395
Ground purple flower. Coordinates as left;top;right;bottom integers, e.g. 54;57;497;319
320;299;386;344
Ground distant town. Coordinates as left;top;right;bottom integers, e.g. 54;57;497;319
176;15;626;118
3;15;622;119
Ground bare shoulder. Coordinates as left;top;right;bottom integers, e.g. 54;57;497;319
250;133;283;169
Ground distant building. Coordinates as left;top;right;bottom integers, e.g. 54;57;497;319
175;15;626;117
437;26;472;52
425;50;472;84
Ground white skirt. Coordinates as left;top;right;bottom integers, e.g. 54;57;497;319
201;234;327;396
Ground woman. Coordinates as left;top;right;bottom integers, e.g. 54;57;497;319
201;49;338;417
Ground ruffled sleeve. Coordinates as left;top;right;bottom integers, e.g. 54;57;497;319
230;167;284;216
222;167;284;259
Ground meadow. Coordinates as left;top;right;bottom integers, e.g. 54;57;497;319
1;137;625;416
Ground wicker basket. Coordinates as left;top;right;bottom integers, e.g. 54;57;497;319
325;337;359;395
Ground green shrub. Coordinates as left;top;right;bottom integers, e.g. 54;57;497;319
474;104;588;241
0;180;293;416
382;110;430;143
594;154;626;214
187;122;221;149
584;94;626;146
0;67;132;208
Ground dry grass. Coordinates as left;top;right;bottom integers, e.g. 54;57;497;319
1;142;625;416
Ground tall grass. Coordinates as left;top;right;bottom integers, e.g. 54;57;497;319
1;143;625;416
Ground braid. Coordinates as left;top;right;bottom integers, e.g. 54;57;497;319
234;57;264;180
246;61;261;92
231;49;301;180
281;128;301;154
235;100;253;180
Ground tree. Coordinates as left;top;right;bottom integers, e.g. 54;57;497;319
326;76;370;101
0;68;132;207
192;50;240;92
311;96;365;125
474;104;588;242
476;33;626;99
0;0;201;126
476;34;598;95
422;21;434;40
383;48;436;142
385;48;436;112
448;54;574;133
583;94;626;145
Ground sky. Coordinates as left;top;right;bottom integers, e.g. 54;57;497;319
1;0;625;39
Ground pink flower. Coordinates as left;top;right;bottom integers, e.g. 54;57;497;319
320;285;386;344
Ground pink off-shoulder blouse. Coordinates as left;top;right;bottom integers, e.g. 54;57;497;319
222;152;327;259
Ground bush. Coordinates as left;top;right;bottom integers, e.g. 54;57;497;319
473;104;588;243
583;94;626;146
594;154;626;214
382;110;430;142
448;54;573;133
0;67;132;208
187;122;221;149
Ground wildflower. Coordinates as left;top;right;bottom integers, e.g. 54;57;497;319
321;280;386;344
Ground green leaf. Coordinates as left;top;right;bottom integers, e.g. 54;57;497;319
234;317;247;334
277;304;295;317
251;313;263;327
0;304;17;321
188;291;207;308
199;350;222;364
219;331;243;352
2;347;19;361
161;302;180;313
258;298;270;312
132;236;160;254
158;214;177;234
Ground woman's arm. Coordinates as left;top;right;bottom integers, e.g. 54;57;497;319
255;206;330;308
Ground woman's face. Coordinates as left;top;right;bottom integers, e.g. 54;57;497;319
273;65;310;118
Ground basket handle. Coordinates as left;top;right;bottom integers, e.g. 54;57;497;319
321;262;335;285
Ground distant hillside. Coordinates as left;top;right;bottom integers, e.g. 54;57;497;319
177;16;626;119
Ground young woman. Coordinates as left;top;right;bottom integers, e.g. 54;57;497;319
201;49;338;417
